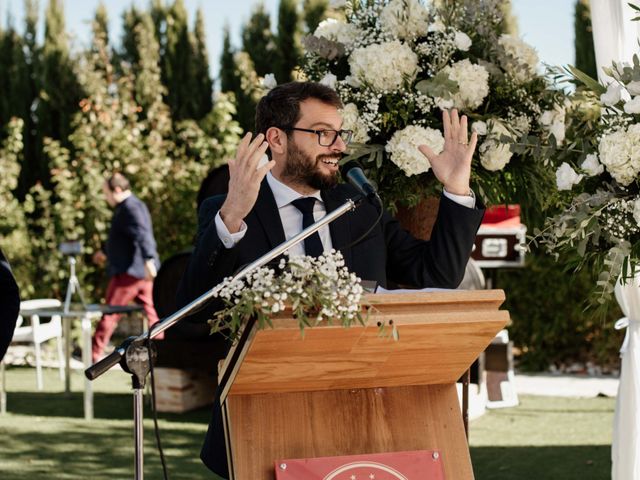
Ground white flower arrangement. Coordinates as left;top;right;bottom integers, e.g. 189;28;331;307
479;119;513;171
341;103;371;144
209;250;366;338
301;0;561;209
598;125;640;187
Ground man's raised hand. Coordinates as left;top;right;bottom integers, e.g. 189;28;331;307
219;133;275;233
418;109;477;196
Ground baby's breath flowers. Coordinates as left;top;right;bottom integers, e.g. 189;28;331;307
209;250;365;339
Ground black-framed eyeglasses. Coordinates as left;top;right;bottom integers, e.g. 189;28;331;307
279;127;353;147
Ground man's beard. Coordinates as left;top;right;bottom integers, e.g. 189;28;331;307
282;140;340;191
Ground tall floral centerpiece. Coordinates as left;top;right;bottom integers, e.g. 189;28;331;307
537;59;640;480
301;0;564;222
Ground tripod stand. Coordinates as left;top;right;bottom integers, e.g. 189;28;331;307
63;256;87;313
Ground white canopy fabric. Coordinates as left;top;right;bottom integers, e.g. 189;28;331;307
613;277;640;480
590;0;640;83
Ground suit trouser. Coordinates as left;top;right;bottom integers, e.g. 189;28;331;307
91;273;160;362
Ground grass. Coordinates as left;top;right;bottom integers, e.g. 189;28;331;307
0;366;615;480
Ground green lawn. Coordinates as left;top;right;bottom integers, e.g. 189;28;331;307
0;367;614;479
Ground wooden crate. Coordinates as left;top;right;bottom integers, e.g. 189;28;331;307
153;367;216;413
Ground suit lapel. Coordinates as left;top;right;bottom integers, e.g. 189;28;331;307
251;180;287;249
322;188;353;269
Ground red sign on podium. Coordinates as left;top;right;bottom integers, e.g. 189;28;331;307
274;450;445;479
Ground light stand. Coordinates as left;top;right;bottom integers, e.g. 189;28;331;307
63;256;87;313
85;196;362;480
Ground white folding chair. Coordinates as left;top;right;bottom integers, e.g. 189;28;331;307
12;299;65;390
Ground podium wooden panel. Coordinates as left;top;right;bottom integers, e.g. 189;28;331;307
219;290;509;479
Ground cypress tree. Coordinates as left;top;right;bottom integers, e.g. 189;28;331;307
241;3;277;77
162;0;193;120
274;0;301;83
574;0;597;79
191;8;213;119
302;0;329;33
219;24;239;94
119;6;144;67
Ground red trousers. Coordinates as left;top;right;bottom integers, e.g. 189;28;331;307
92;273;160;362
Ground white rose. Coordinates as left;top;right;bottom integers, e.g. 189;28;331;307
624;96;640;114
580;153;604;176
627;80;640;96
454;31;472;51
472;120;487;136
555;162;583;191
601;84;622;106
320;73;337;89
262;73;277;90
314;18;361;49
385;125;444;176
633;198;640;226
539;106;566;145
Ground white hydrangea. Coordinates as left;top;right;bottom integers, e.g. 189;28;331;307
497;34;539;83
539;106;566;145
472;120;487;136
380;0;429;40
314;18;361;49
441;59;489;110
555;162;583;191
385;125;444;176
340;103;370;144
262;73;277;90
454;31;472;51
580;153;604;176
349;40;419;91
479;119;513;171
598;124;640;186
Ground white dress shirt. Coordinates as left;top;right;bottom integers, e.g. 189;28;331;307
214;172;476;255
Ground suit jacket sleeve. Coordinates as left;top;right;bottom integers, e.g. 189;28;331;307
384;194;484;289
121;200;157;260
175;195;241;323
0;249;20;361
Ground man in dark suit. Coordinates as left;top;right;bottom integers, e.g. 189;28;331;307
0;248;20;361
91;172;161;362
176;81;484;477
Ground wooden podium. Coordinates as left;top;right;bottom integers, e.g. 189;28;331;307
219;290;509;479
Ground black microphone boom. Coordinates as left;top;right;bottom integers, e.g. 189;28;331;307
341;160;381;205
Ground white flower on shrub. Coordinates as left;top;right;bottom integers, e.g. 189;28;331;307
454;31;472;51
320;72;337;89
314;18;361;49
497;34;539;83
262;73;277;90
598;125;640;186
539;106;566;145
580;153;604;176
340;103;370;144
624;96;640;114
442;59;489;110
555;162;583;191
385;125;444;176
601;83;622;106
349;40;419;91
380;0;429;40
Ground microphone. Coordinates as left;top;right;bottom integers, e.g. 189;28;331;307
341;160;382;205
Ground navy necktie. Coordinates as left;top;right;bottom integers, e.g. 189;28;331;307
290;197;324;258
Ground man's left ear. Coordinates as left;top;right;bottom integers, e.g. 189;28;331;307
265;126;286;156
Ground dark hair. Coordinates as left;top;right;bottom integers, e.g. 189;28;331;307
106;172;130;192
255;81;343;137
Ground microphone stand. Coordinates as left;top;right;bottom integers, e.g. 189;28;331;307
84;195;362;480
